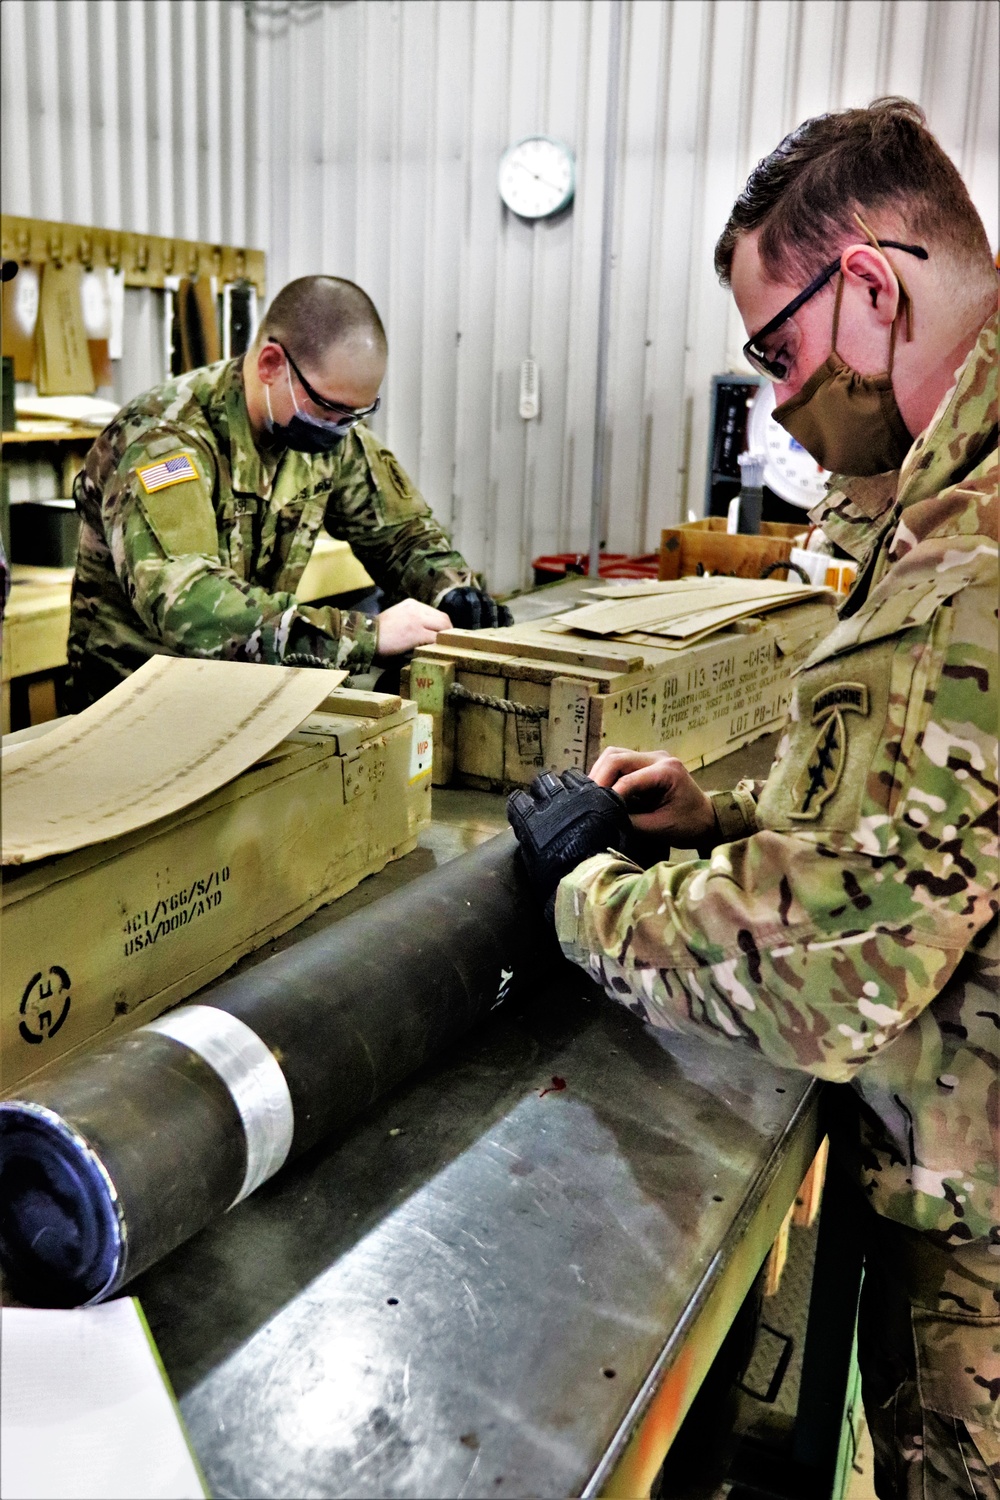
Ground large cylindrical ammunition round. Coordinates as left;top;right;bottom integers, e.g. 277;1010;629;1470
0;833;556;1307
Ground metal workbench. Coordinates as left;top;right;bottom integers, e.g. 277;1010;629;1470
129;737;826;1500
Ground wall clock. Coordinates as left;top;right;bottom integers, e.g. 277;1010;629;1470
498;136;575;220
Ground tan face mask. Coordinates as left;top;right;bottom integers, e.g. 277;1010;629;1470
772;272;914;476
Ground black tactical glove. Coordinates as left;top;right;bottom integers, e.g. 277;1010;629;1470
439;587;513;629
507;769;635;920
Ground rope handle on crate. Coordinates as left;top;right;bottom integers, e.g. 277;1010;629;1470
281;658;549;720
283;653;340;669
449;683;549;720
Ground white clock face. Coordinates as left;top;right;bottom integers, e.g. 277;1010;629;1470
747;382;831;510
498;137;575;220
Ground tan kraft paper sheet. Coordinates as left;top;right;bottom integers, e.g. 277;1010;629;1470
546;577;830;641
2;656;347;865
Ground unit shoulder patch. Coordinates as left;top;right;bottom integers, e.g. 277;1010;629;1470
810;682;869;722
136;453;200;493
357;425;429;519
791;680;871;821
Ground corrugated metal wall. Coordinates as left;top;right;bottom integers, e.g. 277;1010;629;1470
3;0;997;593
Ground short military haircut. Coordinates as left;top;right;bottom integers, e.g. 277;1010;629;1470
257;276;387;364
714;97;993;288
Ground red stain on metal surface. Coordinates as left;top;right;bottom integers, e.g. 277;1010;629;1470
539;1076;567;1098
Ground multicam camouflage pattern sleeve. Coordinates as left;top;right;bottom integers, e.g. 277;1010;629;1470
324;426;478;606
96;432;378;677
556;534;997;1067
556;313;999;1250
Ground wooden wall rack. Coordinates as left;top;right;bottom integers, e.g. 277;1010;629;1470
0;215;266;296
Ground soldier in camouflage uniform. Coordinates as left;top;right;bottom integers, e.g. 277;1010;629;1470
66;276;503;708
508;101;998;1498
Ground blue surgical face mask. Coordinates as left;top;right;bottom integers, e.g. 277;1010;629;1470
264;365;352;453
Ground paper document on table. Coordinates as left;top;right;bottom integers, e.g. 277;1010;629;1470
1;655;346;864
0;1299;207;1500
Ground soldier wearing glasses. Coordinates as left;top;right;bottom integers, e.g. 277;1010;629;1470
507;100;998;1496
67;275;506;708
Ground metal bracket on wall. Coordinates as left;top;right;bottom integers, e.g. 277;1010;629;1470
0;215;266;296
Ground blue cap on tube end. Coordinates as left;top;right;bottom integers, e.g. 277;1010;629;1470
0;1102;124;1307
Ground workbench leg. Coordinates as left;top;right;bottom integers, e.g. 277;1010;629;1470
790;1158;865;1495
726;1154;865;1500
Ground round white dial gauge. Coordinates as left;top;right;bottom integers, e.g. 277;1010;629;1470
747;381;832;510
498;136;575;220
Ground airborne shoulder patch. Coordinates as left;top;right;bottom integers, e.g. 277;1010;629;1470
135;452;199;493
810;683;869;722
790;681;870;821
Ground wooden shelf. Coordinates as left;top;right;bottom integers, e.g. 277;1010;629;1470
1;427;99;445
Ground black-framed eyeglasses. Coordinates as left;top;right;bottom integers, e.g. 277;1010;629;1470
269;339;381;422
743;241;929;382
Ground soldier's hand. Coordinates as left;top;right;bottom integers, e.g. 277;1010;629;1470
375;599;453;657
506;768;635;919
438;587;513;629
589;747;716;845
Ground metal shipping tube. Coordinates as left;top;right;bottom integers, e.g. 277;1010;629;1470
0;833;558;1308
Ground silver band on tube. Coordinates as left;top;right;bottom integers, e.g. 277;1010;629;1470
145;1006;294;1203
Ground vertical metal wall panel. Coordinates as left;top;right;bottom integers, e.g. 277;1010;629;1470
2;0;997;594
527;0;589;564
61;1;92;225
489;0;543;594
1;2;32;220
605;0;665;555
964;0;999;255
684;1;750;532
146;0;174;238
119;0;151;239
200;2;224;246
645;2;709;530
452;0;508;570
418;2;471;523
386;0;433;474
92;0;123;233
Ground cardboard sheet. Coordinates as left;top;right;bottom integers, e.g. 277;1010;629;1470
581;577;725;599
546;578;830;640
1;656;346;865
36;262;95;396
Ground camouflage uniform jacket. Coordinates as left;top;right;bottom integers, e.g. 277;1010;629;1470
556;314;999;1421
66;358;475;705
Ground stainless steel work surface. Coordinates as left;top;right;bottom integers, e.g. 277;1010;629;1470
131;745;816;1500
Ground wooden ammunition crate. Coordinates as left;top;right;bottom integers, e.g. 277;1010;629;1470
402;598;834;791
1;695;433;1092
659;517;806;582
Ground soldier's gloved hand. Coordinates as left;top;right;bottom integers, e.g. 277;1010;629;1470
438;587;513;629
506;769;635;920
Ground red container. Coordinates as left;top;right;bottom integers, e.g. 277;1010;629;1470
531;552;659;587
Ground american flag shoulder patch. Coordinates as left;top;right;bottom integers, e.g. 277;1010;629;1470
136;452;200;493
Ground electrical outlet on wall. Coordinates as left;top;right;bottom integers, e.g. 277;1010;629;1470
519;358;540;420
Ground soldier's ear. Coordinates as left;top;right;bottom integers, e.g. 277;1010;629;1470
840;245;900;328
255;340;285;386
